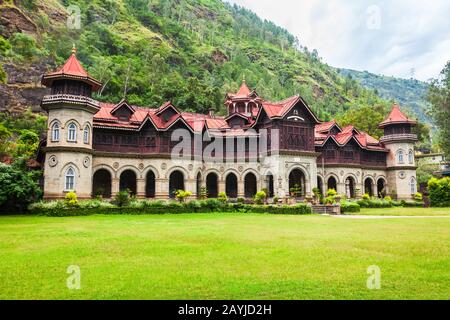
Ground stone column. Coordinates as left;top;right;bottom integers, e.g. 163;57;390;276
136;178;146;199
337;183;346;196
186;178;197;198
305;180;312;197
238;178;245;198
156;178;169;199
111;178;119;198
218;179;226;195
373;182;378;198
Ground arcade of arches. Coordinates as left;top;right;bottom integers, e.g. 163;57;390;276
315;174;388;199
92;166;388;200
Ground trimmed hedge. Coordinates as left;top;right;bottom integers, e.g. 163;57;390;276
341;201;360;213
358;199;398;208
28;200;312;217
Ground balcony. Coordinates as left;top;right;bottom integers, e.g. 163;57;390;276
380;134;418;143
41;94;100;110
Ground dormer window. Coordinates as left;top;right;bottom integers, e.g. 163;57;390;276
67;123;77;142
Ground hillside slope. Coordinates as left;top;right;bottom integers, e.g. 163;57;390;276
339;68;430;124
0;0;396;121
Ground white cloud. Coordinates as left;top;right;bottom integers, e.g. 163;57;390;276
225;0;450;80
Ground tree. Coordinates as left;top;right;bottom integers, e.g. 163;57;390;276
336;104;388;139
428;61;450;157
0;160;42;213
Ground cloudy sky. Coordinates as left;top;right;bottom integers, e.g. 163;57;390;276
225;0;450;81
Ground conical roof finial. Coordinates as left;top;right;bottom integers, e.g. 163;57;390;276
242;74;246;83
71;44;77;55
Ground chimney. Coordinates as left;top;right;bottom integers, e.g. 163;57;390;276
208;108;214;118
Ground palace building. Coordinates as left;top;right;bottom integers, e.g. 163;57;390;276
39;49;418;201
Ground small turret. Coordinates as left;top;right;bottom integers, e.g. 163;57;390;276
42;45;101;97
379;104;418;200
224;78;261;117
41;46;102;200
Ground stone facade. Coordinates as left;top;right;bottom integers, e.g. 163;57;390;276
39;52;418;201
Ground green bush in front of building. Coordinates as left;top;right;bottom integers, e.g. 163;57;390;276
28;199;313;217
428;177;450;207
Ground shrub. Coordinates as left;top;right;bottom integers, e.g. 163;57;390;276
403;200;424;207
362;193;370;200
175;190;192;203
428;177;450;207
341;201;360;213
0;161;42;213
273;196;279;204
199;187;208;200
414;192;423;202
327;189;337;197
357;199;393;208
384;196;392;202
237;198;245;204
114;191;130;207
65;192;78;207
218;192;228;204
324;196;335;205
290;184;302;197
254;191;267;205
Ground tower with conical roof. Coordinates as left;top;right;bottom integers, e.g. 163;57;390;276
379;104;418;200
41;46;102;200
225;79;262;118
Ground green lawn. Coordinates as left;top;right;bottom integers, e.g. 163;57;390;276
0;211;449;300
357;207;450;216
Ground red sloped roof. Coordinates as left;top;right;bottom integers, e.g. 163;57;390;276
236;81;251;97
49;53;88;77
315;120;337;133
261;95;300;118
379;104;417;127
42;51;102;91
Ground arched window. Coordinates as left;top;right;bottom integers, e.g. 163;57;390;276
51;123;60;142
398;150;404;164
65;167;75;191
408;150;414;164
83;125;90;144
67;123;77;142
410;177;416;195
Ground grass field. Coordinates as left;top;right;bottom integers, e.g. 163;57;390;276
0;210;449;300
356;207;450;216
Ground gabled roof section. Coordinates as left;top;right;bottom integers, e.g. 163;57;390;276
111;98;135;115
225;112;251;123
261;95;320;124
315;120;388;152
315;120;342;134
155;101;180;116
379;104;417;128
341;125;361;135
41;46;102;91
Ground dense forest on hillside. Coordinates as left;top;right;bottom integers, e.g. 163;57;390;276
0;0;392;119
0;0;432;159
339;68;431;124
